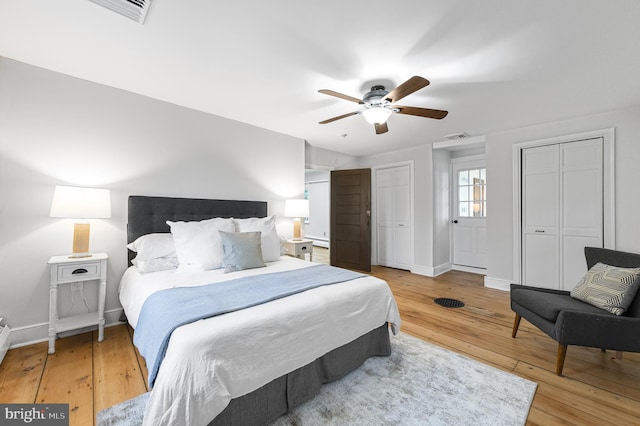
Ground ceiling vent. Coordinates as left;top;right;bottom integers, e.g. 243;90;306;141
444;132;470;140
88;0;152;24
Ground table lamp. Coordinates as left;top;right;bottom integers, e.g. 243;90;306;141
284;199;309;241
50;185;112;258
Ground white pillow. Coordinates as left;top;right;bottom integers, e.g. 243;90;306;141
167;218;236;270
132;256;180;273
234;216;281;262
126;233;176;261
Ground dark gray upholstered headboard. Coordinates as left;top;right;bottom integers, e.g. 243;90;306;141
127;195;268;265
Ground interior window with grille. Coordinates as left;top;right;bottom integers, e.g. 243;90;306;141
457;168;486;217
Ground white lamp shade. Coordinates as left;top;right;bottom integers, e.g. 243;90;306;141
362;107;392;125
50;186;112;219
284;199;309;218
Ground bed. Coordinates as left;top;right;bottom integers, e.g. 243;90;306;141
120;195;401;426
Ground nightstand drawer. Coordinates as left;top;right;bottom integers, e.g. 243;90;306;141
57;261;101;281
283;239;314;261
297;243;312;253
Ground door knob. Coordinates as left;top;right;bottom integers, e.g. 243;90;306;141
451;220;458;224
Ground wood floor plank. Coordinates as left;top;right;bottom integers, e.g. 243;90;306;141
35;332;94;426
126;325;149;386
526;406;570;425
0;342;47;403
514;361;640;420
93;325;147;412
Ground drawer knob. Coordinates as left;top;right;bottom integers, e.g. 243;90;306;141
72;268;88;274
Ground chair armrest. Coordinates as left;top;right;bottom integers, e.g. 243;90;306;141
556;310;640;351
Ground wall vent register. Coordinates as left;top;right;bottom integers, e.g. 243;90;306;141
88;0;152;23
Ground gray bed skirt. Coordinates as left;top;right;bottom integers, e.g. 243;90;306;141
209;323;391;425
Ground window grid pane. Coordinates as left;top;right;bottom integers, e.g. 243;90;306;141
457;168;487;218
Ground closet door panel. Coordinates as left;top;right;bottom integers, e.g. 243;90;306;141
562;235;598;290
524;233;559;288
522;145;559;289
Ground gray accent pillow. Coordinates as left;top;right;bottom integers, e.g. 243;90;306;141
570;262;640;315
219;231;266;273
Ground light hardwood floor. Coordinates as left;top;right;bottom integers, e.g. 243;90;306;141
1;252;639;425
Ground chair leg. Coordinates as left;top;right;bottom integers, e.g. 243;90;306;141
511;314;521;338
557;344;568;376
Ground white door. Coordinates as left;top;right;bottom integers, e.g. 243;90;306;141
376;165;412;270
522;145;560;288
522;138;603;290
452;160;487;270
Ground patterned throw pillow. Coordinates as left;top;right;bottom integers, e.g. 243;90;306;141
570;262;640;315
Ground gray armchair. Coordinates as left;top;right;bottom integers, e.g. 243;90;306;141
510;247;640;375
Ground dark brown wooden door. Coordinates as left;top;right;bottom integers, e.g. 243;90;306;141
330;169;371;272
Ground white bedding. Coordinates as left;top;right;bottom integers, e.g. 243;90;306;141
119;256;401;426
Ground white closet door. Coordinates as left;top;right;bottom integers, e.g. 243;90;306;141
376;169;395;266
522;138;603;290
393;166;412;269
561;139;603;288
522;145;560;289
376;165;412;270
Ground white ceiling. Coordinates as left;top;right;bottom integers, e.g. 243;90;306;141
1;0;639;157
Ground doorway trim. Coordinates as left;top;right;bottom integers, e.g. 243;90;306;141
371;160;415;269
511;128;615;284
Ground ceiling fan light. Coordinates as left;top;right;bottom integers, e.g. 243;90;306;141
362;107;392;125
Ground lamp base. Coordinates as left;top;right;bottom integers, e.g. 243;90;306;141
68;253;93;259
72;223;91;258
292;218;302;241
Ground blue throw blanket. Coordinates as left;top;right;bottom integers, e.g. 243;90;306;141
134;264;365;387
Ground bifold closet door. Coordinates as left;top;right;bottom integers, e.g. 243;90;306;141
376;165;411;270
522;139;603;290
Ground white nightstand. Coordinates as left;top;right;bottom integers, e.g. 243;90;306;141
47;253;108;354
283;239;313;261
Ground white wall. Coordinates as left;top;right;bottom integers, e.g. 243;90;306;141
486;106;640;287
305;143;356;169
431;149;451;273
0;57;305;346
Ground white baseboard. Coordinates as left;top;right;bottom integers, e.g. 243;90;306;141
432;262;452;277
484;276;511;291
9;308;125;349
411;265;435;277
452;264;487;275
391;263;510;293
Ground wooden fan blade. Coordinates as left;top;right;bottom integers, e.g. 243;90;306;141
319;111;359;124
384;76;430;103
394;105;448;119
375;122;389;135
318;89;364;104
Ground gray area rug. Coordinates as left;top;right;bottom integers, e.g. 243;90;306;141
98;332;536;426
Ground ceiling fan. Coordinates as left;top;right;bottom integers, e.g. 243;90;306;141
318;76;448;135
